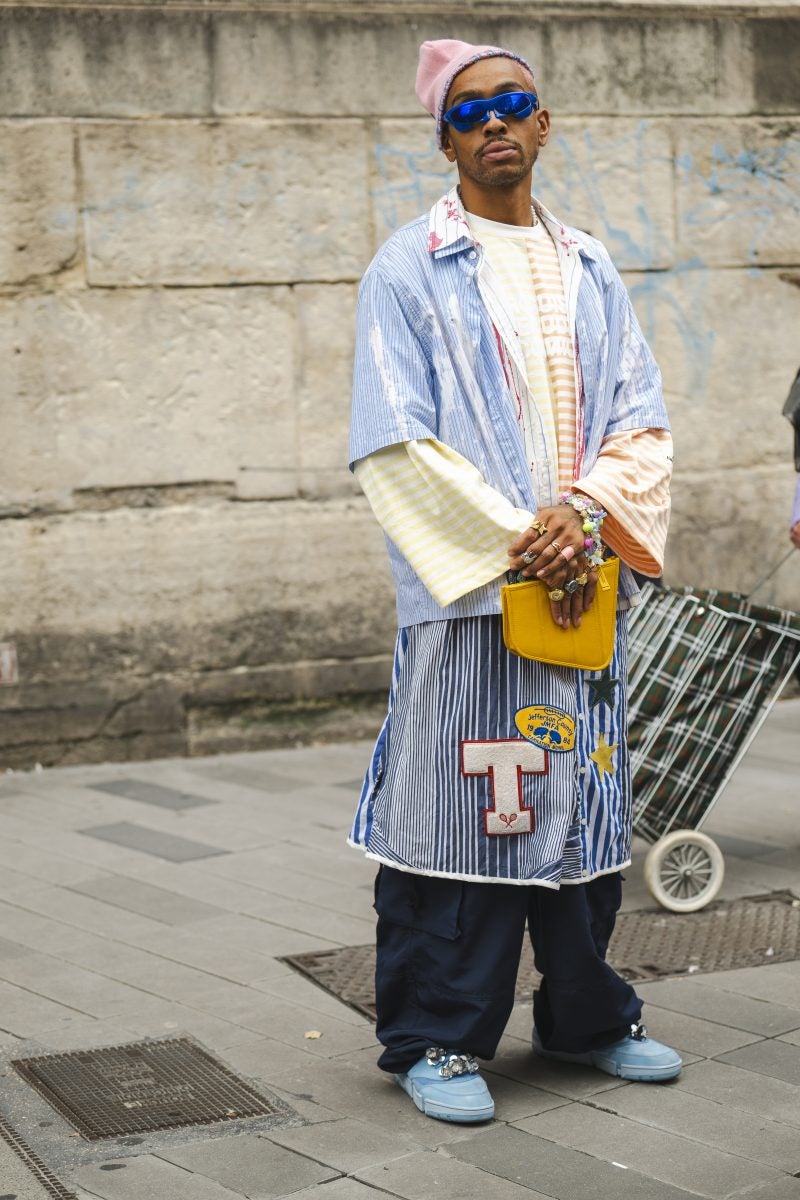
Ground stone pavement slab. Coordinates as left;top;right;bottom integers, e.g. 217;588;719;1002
87;777;217;810
734;1180;800;1200
634;1003;762;1058
444;1126;699;1200
0;832;98;886
289;1182;399;1200
79;821;229;862
355;1148;553;1199
265;1116;425;1173
690;961;800;1009
129;926;292;985
157;1134;339;1197
245;972;378;1026
714;1036;800;1085
72;1154;247;1199
674;1059;800;1128
635;976;800;1036
65;874;227;925
165;908;343;956
516;1102;782;1197
592;1079;800;1171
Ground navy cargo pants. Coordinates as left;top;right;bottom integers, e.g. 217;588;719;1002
374;865;642;1073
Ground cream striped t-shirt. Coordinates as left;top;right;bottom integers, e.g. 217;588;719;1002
467;211;579;494
467;212;561;476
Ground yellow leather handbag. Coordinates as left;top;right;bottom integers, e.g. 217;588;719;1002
500;556;619;670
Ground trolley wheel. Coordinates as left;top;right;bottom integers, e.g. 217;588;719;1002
644;830;725;913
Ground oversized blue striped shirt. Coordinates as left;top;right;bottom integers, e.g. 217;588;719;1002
350;187;669;628
348;188;668;884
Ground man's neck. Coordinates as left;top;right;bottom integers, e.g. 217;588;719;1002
458;176;535;227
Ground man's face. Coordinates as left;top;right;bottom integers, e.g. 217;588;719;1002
441;57;550;189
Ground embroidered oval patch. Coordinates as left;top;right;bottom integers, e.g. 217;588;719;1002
515;705;576;753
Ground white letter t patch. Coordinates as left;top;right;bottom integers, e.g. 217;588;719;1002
461;739;547;836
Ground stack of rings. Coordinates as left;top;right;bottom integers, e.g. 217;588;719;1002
522;522;593;603
549;564;591;603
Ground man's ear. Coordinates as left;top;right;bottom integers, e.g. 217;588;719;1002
441;129;457;164
536;108;551;147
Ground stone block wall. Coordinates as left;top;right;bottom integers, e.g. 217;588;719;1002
1;0;799;767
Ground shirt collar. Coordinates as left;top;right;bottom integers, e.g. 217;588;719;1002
426;185;598;262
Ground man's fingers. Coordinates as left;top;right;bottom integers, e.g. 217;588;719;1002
549;598;564;626
570;588;584;628
508;527;539;556
582;573;598;612
535;543;571;581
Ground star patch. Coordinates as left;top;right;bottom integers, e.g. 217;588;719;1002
588;669;619;710
589;732;618;780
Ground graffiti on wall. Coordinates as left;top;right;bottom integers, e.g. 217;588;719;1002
676;139;800;266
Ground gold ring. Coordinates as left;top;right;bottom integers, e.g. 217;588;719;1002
550;540;562;554
576;572;589;586
530;520;548;537
548;588;565;602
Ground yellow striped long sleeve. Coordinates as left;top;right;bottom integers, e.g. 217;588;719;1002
575;428;673;577
354;439;535;608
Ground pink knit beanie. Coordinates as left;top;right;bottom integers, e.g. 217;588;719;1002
415;39;536;148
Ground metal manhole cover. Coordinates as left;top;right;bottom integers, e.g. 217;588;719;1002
285;891;800;1021
12;1038;281;1141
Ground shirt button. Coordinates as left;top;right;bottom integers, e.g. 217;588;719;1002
581;818;588;826
578;766;587;776
468;250;477;260
581;869;589;878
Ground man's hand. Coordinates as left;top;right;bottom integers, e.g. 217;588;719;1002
508;505;598;628
791;521;800;551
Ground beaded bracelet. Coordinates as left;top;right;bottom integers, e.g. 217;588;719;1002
560;491;606;567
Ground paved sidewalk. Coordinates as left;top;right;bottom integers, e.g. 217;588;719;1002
0;700;798;1200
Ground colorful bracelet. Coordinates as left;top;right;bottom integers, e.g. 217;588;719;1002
560;491;606;567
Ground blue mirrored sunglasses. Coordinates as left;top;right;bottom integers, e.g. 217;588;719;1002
443;90;539;133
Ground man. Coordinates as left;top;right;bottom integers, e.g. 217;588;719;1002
348;38;680;1124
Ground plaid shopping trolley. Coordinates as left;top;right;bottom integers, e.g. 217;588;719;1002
626;583;800;911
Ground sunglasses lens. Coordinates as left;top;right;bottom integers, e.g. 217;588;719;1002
449;100;489;129
495;92;536;117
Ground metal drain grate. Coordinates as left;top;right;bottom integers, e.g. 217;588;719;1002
12;1037;280;1141
0;1116;77;1200
285;891;800;1021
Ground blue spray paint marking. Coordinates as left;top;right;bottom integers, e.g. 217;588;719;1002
676;139;800;266
372;138;455;232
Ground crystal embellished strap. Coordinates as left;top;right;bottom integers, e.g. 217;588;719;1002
425;1048;480;1078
